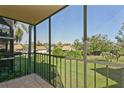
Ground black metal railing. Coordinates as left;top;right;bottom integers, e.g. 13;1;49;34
34;53;124;88
0;52;124;88
0;53;34;82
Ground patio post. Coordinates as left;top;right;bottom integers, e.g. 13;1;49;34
83;5;87;88
10;25;14;72
28;25;32;74
48;17;51;83
34;25;36;73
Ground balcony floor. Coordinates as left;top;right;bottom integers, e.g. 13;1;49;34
0;74;53;88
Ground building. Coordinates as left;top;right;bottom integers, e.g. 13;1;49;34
14;44;24;52
62;44;73;52
0;44;5;49
36;45;47;53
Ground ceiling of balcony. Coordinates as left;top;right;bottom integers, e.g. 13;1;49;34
0;5;66;25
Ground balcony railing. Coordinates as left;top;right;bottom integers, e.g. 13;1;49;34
0;53;124;88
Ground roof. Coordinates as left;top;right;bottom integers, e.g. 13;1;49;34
0;5;66;25
36;45;47;50
14;44;23;50
0;44;4;49
62;44;72;51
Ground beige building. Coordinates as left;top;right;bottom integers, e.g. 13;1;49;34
36;45;47;53
14;44;24;52
62;44;73;52
0;44;5;49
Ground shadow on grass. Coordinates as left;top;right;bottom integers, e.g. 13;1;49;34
91;67;123;88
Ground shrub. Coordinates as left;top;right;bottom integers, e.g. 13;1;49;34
52;47;64;56
65;50;83;59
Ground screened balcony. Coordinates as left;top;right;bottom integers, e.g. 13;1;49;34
0;5;124;88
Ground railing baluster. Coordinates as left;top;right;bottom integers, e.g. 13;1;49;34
42;54;44;78
94;63;96;88
40;53;41;77
60;58;62;79
38;53;40;75
37;53;39;75
45;54;47;79
44;55;46;79
30;53;32;73
41;54;43;77
35;54;37;73
7;60;9;77
43;54;45;78
120;68;122;88
43;55;45;78
25;53;27;75
70;59;72;88
55;57;58;87
46;54;47;79
44;54;46;78
45;55;47;80
19;54;21;76
45;55;47;79
106;65;109;88
13;56;16;78
53;56;55;86
35;53;37;74
76;60;78;88
60;57;62;88
27;53;28;74
47;55;49;81
65;59;66;88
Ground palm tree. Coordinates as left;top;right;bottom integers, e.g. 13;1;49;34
14;27;23;44
3;17;32;44
14;21;29;44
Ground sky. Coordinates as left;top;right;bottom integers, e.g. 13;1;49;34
36;5;83;44
21;5;124;44
88;5;124;42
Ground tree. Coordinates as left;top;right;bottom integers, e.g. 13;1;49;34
115;23;124;46
14;21;29;44
110;45;124;62
43;43;49;48
73;39;82;50
14;27;23;43
89;34;112;55
55;41;63;48
65;50;83;59
37;40;42;46
101;52;114;62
